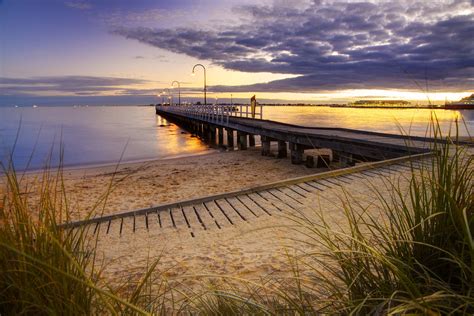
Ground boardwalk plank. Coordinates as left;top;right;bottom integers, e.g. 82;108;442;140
182;205;200;237
194;204;221;230
121;216;134;236
105;219;121;237
204;201;234;227
226;197;258;221
235;195;270;217
277;187;306;204
249;191;284;214
215;199;246;224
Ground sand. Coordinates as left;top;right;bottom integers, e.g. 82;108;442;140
4;146;331;222
92;164;408;300
0;145;418;303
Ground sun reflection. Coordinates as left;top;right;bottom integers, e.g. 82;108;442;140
154;115;207;156
263;106;472;137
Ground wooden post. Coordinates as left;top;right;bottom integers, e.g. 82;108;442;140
334;151;354;166
305;155;315;168
237;131;248;150
248;134;256;147
290;142;304;164
277;140;287;158
261;136;271;156
226;128;234;150
201;124;207;140
217;127;224;146
316;155;331;168
209;126;216;145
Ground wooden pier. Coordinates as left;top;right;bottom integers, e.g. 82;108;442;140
60;105;455;231
155;104;432;164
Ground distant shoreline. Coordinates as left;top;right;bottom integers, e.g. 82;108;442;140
1;103;462;110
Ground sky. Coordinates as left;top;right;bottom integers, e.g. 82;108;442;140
0;0;473;105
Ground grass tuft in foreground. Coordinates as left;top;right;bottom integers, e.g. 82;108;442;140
292;123;473;314
0;160;158;315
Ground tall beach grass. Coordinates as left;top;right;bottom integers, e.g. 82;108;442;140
0;120;472;314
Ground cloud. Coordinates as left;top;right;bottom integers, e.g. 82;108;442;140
64;0;92;10
112;0;474;92
0;76;151;96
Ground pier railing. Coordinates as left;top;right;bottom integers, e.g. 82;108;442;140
156;103;263;124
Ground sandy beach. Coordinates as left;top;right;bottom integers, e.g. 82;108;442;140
5;146;331;222
91;159;408;299
0;144;444;301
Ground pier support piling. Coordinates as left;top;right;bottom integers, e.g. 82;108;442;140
261;136;271;156
290;142;304;164
217;127;224;146
237;132;248;150
226;128;234;150
334;151;354;166
277;140;287;158
248;135;256;147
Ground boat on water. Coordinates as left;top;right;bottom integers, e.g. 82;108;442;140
445;94;474;110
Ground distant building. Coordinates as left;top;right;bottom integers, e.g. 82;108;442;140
445;94;474;109
352;100;411;106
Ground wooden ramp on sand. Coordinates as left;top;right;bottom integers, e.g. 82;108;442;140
64;153;433;238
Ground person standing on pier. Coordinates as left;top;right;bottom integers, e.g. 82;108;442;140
251;95;257;118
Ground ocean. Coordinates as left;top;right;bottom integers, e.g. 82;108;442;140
0;105;472;170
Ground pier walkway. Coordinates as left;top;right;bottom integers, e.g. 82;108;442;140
155;104;434;162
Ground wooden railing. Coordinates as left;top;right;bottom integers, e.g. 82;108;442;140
156;103;263;124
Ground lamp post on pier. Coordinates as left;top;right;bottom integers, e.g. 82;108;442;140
159;92;165;105
192;63;206;105
171;81;181;106
163;88;171;105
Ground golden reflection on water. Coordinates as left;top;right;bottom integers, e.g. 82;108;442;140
154;116;207;156
264;106;471;137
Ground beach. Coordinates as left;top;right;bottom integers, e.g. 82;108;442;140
90;154;410;298
7;146;331;222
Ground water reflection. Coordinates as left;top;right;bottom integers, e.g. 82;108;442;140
154;115;206;157
263;106;472;137
0;105;472;170
0;106;211;170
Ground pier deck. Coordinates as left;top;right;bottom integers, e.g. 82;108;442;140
156;105;435;161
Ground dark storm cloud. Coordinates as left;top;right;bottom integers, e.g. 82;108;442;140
0;76;150;95
113;0;474;92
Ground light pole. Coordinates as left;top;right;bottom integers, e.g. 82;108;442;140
159;92;165;104
231;94;233;106
171;81;181;106
163;88;171;105
192;63;206;105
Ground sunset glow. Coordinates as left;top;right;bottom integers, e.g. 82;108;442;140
1;0;472;105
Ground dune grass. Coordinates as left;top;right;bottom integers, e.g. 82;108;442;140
0;156;163;315
0;121;472;314
284;125;474;314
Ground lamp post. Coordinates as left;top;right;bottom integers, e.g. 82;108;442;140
163;88;171;105
159;92;164;104
231;94;233;106
192;63;206;105
171;81;181;106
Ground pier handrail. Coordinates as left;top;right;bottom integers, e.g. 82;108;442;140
156;103;263;125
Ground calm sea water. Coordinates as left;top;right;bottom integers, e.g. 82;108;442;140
0;105;472;170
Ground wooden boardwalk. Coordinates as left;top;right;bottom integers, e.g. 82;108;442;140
71;153;433;237
156;106;437;161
